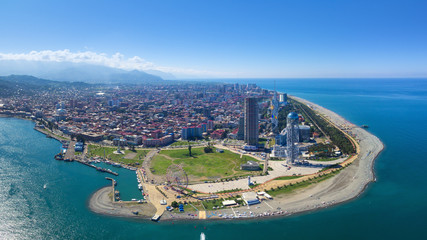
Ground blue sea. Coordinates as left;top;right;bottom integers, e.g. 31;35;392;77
1;78;427;239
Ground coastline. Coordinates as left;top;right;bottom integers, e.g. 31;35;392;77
88;186;156;220
87;96;384;222
0;114;33;120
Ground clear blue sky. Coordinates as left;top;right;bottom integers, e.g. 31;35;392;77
0;0;426;78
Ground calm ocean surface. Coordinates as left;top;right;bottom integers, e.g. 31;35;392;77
1;78;427;239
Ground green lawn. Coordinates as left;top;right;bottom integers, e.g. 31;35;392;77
170;141;204;147
201;196;244;210
151;147;259;180
258;137;267;146
201;199;223;210
269;138;276;147
87;145;148;166
170;202;201;213
150;155;172;175
274;175;303;180
310;157;340;161
217;188;243;193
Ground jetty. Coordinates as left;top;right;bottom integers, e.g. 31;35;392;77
48;137;119;176
151;214;161;222
76;160;119;176
105;177;117;186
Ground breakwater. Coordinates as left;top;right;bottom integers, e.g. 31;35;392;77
76;160;119;176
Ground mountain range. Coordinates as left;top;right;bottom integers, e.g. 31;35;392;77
0;74;93;97
0;60;175;84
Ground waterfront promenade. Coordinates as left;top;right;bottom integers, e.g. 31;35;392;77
88;96;383;221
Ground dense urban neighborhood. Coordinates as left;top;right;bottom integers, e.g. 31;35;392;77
0;78;284;148
0;75;372;223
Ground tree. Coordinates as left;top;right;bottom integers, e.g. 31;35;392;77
171;201;178;208
188;143;192;156
204;145;213;153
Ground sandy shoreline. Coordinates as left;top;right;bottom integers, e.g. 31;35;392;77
88;96;384;222
88;186;156;219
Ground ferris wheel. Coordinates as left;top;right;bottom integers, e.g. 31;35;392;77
166;164;189;191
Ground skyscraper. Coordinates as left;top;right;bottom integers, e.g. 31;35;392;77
237;115;245;140
244;97;259;146
271;90;279;134
286;112;300;164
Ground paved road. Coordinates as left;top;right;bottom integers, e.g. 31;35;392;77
188;159;323;193
64;140;76;160
142;150;165;184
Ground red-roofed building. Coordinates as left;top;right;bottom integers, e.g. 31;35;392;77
143;134;173;147
210;129;226;139
151;129;163;139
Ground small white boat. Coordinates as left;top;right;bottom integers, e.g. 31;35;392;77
43;183;47;189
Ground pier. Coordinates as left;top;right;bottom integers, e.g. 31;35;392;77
75;160;119;176
46;135;119;176
105;177;117;202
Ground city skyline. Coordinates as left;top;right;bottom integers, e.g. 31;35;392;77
0;0;427;78
1;0;426;238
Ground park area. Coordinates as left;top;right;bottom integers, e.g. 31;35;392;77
169;140;206;147
87;145;149;166
150;147;260;182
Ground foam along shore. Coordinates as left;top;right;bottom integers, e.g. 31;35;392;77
88;96;384;221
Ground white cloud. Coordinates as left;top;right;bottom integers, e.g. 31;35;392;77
0;49;225;77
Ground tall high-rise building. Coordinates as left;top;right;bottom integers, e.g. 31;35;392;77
244;97;259;146
237;116;245;140
286;112;300;164
279;93;287;103
271;91;279;134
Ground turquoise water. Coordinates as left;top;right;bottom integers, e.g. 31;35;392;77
1;79;427;239
93;162;143;201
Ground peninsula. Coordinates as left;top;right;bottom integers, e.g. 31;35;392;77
0;76;384;222
88;96;383;221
